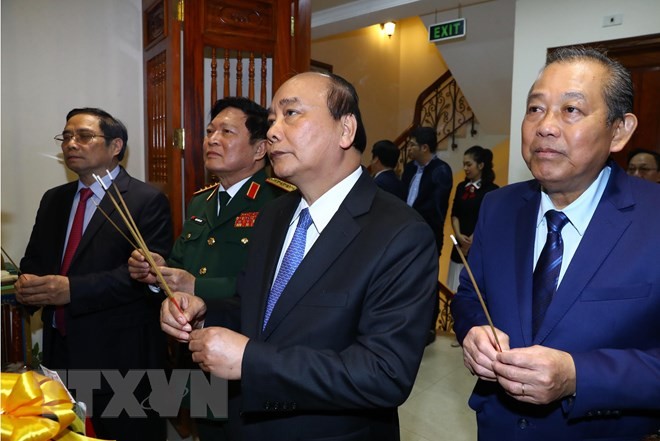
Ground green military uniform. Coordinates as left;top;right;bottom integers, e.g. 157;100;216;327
168;167;293;300
170;168;293;437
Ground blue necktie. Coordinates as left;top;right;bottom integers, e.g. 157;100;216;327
406;166;423;206
263;208;313;329
532;210;569;338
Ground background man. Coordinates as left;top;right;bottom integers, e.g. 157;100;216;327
160;72;438;440
369;139;406;199
128;96;288;440
16;107;172;441
402;126;453;344
452;47;660;439
626;148;660;183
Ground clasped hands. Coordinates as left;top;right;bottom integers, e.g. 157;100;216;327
128;249;196;293
461;325;576;405
160;291;248;380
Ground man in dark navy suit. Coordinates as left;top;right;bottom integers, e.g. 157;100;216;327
369;139;406;200
161;72;438;441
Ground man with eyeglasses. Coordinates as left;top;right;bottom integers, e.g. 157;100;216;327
626;148;660;183
402;126;453;345
15;107;172;441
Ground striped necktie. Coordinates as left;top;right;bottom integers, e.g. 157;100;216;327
532;210;569;338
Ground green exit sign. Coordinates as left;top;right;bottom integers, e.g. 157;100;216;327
429;18;466;43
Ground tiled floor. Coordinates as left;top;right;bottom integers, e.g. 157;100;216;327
399;332;477;441
168;332;477;441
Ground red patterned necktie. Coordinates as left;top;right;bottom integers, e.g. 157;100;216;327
56;188;93;336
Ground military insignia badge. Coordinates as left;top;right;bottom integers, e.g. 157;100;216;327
246;182;261;199
235;212;259;228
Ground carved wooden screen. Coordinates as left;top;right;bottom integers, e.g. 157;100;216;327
143;0;183;234
143;0;310;235
183;0;310;198
207;48;270;106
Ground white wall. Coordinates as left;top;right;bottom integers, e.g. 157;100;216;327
1;0;145;262
508;0;660;184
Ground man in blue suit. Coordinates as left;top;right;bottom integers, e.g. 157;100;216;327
161;72;438;440
452;46;660;440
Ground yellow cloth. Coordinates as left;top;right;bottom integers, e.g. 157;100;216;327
1;371;107;441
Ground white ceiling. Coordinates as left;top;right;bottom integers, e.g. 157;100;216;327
310;0;515;136
311;0;492;39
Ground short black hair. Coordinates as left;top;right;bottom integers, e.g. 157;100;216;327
325;73;367;152
210;97;269;144
410;126;438;153
627;148;660;170
372;140;400;168
66;107;128;161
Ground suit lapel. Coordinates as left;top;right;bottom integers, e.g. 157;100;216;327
54;184;79;272
514;182;541;346
535;166;633;342
256;195;300;337
261;172;374;339
75;168;129;262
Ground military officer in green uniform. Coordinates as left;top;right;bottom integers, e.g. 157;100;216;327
128;96;292;439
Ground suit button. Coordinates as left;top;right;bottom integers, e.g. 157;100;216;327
207;237;216;246
185;233;192;239
241;237;249;245
518;418;528;429
199;267;207;275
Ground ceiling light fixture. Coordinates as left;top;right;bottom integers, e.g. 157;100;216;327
381;21;396;38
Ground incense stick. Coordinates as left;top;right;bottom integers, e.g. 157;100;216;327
1;246;22;276
93;173;185;318
91;198;139;250
450;235;502;352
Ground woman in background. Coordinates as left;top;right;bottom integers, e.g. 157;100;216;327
447;145;498;292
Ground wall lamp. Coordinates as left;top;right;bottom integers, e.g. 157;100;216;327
381;21;396;38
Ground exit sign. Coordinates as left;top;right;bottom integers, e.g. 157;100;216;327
429;18;466;43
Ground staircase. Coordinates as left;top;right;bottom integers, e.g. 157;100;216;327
394;69;476;169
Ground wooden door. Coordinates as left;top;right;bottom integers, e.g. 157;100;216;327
143;0;184;236
554;34;660;169
143;0;311;235
604;34;660;166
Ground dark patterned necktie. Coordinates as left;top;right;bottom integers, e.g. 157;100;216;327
263;208;313;329
532;210;569;338
56;188;93;336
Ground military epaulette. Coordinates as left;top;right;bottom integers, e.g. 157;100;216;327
266;177;297;192
193;182;220;201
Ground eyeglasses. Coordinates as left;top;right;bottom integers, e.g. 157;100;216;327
627;166;657;174
54;131;109;147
